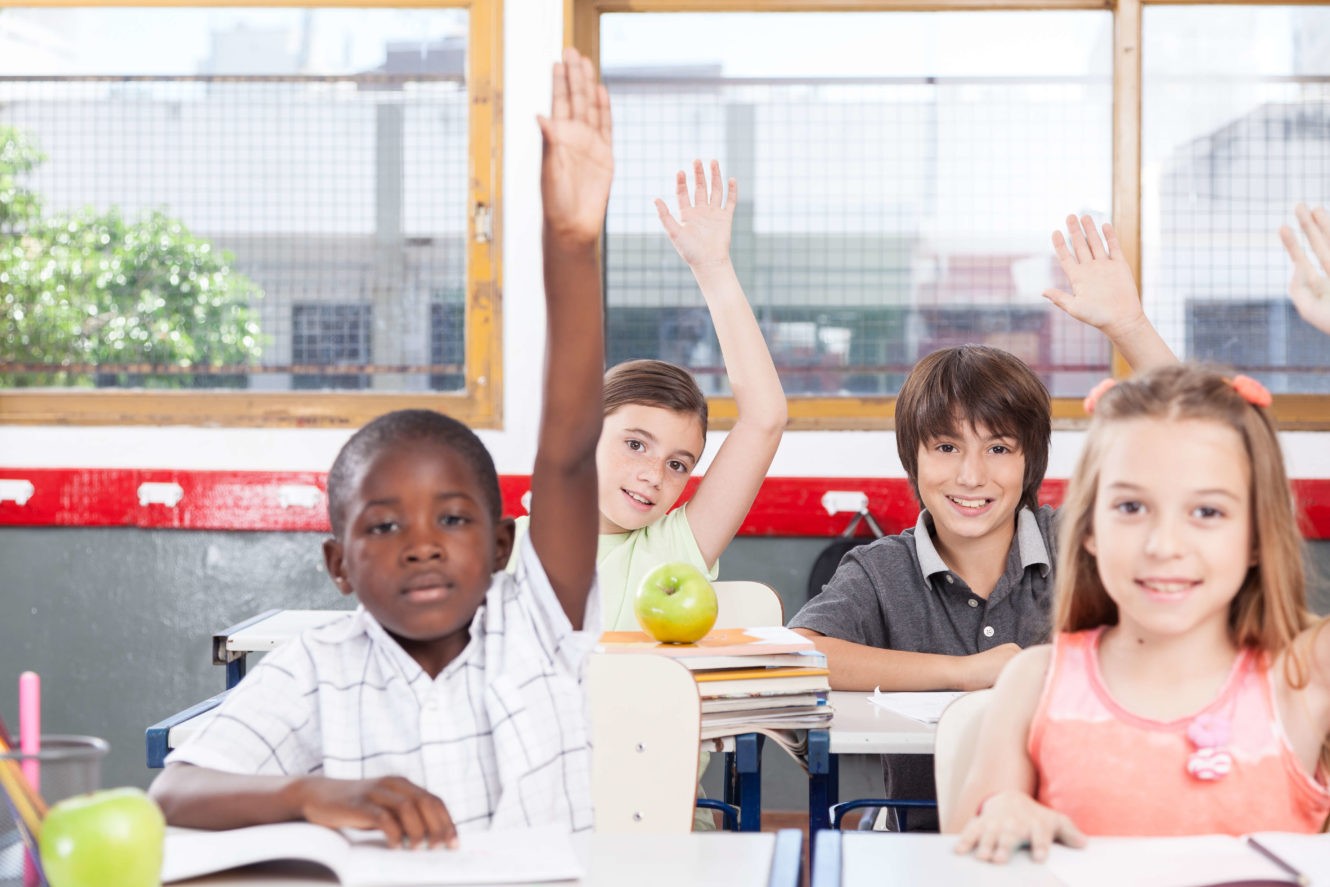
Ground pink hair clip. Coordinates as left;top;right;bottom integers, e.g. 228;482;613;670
1227;375;1272;408
1082;378;1118;414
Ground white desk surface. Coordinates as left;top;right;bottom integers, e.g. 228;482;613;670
225;610;350;653
170;831;789;887
826;691;936;755
819;832;1061;887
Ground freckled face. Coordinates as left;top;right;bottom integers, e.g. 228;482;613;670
1085;417;1253;642
595;404;704;534
323;440;513;672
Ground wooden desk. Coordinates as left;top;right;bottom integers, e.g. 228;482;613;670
170;830;803;887
808;691;937;835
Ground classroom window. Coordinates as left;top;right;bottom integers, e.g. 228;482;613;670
1142;6;1330;395
0;1;501;427
584;0;1330;428
599;10;1114;410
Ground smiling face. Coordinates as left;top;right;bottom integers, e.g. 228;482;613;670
595;403;705;534
322;439;514;677
1085;417;1253;644
915;420;1026;565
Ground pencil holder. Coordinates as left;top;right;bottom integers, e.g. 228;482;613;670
0;735;109;886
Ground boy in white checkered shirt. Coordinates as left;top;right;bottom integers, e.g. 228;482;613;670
149;48;613;848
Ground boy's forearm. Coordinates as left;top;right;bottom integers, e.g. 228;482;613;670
801;633;979;692
540;233;604;462
150;764;308;830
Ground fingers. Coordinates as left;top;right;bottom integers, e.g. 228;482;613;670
654;197;682;238
596;83;612;143
417;793;459;850
708;160;724;208
548;59;569;123
1041;288;1071;313
726;175;738;212
1296;203;1330;272
693;159;707;210
1079;214;1106;260
1101;222;1120;260
1051;229;1074;266
1065;214;1091;263
674;169;690;213
1055;814;1088;850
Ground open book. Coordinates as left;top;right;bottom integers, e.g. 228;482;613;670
161;822;583;885
1044;832;1330;887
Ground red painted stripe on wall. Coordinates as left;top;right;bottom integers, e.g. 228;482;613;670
2;468;1329;539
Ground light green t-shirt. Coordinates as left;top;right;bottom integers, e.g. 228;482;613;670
509;505;719;631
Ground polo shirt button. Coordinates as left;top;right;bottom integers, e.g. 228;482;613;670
968;599;978;608
982;626;995;638
945;574;955;584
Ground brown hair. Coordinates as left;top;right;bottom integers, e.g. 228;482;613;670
895;345;1052;512
1053;364;1311;655
603;359;708;434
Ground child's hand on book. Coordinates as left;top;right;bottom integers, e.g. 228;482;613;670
296;775;458;850
953;789;1086;865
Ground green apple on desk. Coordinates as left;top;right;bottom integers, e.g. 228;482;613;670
40;787;165;887
635;561;718;643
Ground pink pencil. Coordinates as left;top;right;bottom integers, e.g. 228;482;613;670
19;671;40;887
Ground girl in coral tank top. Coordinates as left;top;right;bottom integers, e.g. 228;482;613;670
948;205;1330;865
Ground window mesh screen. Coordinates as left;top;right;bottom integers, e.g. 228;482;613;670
0;9;470;393
1144;7;1330;393
602;12;1114;399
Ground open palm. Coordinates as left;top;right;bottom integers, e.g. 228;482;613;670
539;49;613;246
1280;204;1330;335
655;159;736;269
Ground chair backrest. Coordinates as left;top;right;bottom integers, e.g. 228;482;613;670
933;689;993;828
588;653;701;833
712;580;783;629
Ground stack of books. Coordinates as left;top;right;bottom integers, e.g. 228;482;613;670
595;626;833;748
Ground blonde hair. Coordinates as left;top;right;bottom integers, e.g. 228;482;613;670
1053;364;1311;655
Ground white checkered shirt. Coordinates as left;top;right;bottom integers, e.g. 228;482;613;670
166;537;599;833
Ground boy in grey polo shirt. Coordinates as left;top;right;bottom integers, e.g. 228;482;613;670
790;214;1179;829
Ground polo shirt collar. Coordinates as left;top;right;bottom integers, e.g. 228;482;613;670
914;506;1052;582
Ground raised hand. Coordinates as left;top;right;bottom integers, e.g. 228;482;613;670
953;790;1086;864
299;775;457;850
1279;203;1330;335
655;159;737;270
538;47;613;248
1043;214;1143;337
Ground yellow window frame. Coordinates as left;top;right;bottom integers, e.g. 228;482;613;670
0;0;504;429
569;0;1330;431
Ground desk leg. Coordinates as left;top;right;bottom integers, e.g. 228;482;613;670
225;656;247;690
807;729;836;836
735;733;762;832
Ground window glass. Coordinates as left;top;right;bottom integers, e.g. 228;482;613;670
1143;7;1330;393
601;11;1113;398
1;8;470;393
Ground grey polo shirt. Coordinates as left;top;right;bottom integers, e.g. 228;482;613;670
789;504;1056;655
788;504;1057;829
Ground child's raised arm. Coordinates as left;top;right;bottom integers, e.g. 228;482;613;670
655;160;787;568
1279;203;1330;335
530;48;611;628
1044;214;1177;374
948;646;1086;863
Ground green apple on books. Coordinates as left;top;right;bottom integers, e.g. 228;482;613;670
40;787;165;887
634;561;719;643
